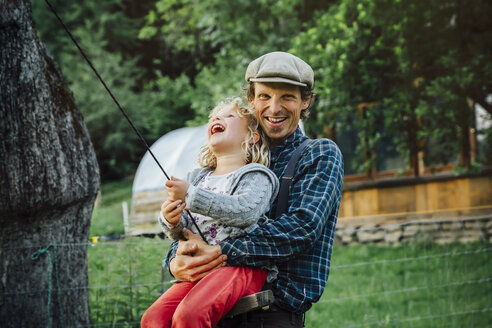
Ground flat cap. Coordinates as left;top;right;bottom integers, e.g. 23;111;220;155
245;52;314;89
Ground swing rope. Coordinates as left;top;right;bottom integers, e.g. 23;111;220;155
31;244;65;328
44;0;207;242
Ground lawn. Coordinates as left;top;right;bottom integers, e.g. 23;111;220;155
89;179;133;237
87;180;492;327
309;242;492;327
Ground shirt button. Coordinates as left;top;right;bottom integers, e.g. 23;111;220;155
232;252;237;256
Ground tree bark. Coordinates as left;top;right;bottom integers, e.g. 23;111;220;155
0;0;100;327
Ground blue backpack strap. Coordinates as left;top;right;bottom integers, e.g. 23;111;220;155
275;138;311;218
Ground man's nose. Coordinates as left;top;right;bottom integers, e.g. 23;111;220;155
270;97;282;113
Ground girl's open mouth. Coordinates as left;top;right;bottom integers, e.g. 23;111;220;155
210;123;225;135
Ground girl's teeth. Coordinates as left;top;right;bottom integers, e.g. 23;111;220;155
211;124;225;134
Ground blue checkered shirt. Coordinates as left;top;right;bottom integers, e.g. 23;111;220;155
165;127;344;314
221;127;344;313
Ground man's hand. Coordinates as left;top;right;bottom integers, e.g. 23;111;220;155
166;176;189;202
170;229;227;282
161;199;185;227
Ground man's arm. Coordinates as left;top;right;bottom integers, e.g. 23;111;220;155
220;139;344;268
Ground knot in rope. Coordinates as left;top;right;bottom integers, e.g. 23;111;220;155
31;244;65;328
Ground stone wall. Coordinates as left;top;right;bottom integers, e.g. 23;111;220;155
335;215;492;245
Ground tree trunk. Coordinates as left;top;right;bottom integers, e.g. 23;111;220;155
405;110;421;177
0;0;100;327
458;100;472;170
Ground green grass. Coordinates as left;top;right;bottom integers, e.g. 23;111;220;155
88;179;171;326
88;181;492;327
308;242;492;327
90;179;133;237
88;239;171;326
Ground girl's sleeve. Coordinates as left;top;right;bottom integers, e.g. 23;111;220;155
188;171;276;228
159;208;191;241
160;170;197;240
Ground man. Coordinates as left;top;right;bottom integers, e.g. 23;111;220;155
167;52;344;327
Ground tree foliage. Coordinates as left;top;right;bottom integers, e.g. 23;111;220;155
140;0;324;122
32;0;194;180
32;0;492;179
291;0;492;174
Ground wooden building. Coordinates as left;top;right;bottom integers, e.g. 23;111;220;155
338;169;492;229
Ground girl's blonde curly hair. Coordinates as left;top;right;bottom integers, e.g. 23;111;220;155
198;97;270;168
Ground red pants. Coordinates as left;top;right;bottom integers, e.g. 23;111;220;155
141;266;267;328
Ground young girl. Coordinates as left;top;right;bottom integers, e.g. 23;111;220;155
140;98;279;328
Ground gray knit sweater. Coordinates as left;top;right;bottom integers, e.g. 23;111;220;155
160;163;279;281
160;163;279;243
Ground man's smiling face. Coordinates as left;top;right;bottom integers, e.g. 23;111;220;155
251;82;310;147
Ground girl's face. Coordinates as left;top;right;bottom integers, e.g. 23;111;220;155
207;104;250;156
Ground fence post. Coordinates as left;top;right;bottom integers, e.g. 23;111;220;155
122;201;130;235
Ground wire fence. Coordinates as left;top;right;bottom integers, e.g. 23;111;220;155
2;219;491;327
312;217;492;327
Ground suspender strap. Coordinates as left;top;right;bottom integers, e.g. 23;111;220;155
275;138;311;218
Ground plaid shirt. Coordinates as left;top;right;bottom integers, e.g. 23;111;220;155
221;127;344;313
166;127;344;314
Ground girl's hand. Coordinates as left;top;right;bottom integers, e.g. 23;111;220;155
161;199;186;227
165;176;190;202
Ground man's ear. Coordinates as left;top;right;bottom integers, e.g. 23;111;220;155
250;131;260;145
301;96;311;110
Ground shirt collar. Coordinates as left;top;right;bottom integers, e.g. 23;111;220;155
270;126;306;160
